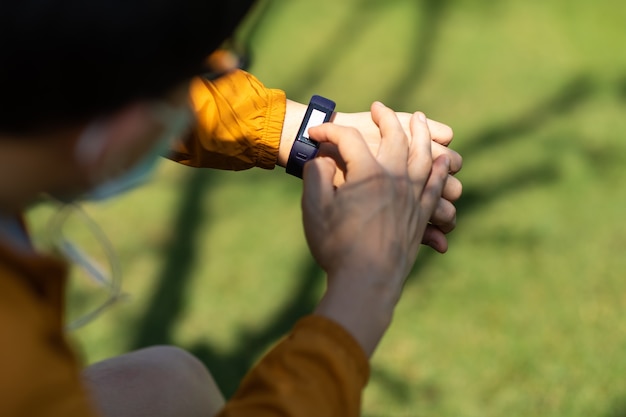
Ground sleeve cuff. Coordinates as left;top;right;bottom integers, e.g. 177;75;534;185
170;70;287;171
292;315;370;385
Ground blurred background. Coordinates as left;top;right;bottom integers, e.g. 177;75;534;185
28;0;626;416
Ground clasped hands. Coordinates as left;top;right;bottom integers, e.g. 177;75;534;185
301;101;460;356
310;103;462;254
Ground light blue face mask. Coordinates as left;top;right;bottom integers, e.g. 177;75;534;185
80;102;193;201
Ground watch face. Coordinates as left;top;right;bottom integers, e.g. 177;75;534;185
302;108;328;139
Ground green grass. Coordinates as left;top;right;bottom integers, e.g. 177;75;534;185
26;0;626;415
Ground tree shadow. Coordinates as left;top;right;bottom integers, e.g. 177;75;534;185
604;398;626;417
451;74;594;212
383;0;452;111
364;74;595;403
460;75;595;153
189;257;323;397
618;74;626;102
128;164;324;398
130;168;214;348
276;0;397;98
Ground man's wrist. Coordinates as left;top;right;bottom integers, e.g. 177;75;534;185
285;95;336;178
314;274;396;358
278;100;307;167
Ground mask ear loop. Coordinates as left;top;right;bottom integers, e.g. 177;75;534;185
47;202;127;331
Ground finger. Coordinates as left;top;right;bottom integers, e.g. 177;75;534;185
308;123;378;182
421;225;449;253
394;113;453;147
317;142;341;164
442;175;463;202
370;101;409;175
408;111;433;183
317;143;348;187
427;119;454;147
429;198;457;234
431;142;463;174
419;155;451;218
317;142;346;174
302;156;337;214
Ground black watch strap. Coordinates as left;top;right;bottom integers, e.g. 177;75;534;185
286;95;336;178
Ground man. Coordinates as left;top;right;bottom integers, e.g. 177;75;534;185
0;1;462;416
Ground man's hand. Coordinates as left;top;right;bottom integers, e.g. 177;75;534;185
280;100;462;253
331;110;461;253
302;102;450;356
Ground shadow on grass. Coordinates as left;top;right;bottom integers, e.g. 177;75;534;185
277;0;395;98
604;398;626;417
618;74;626;102
129;169;212;347
450;74;594;213
383;0;451;111
129;166;324;397
368;73;596;407
129;0;609;410
188;258;323;397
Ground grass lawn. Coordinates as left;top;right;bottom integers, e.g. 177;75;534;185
27;0;626;416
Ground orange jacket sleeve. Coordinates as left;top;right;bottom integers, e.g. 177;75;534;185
169;69;287;171
219;315;370;417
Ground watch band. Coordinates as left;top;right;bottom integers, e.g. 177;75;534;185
286;95;336;178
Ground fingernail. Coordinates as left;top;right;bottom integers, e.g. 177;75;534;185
373;101;385;108
417;112;427;122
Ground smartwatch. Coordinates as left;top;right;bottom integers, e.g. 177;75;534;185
286;95;336;178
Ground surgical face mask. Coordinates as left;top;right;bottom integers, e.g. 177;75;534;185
77;102;193;201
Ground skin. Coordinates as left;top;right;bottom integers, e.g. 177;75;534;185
304;102;450;356
280;100;462;253
83;346;225;417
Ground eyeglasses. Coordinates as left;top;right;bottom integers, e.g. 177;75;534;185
47;203;127;331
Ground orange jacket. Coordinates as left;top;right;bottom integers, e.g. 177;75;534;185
0;70;369;417
172;69;286;171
